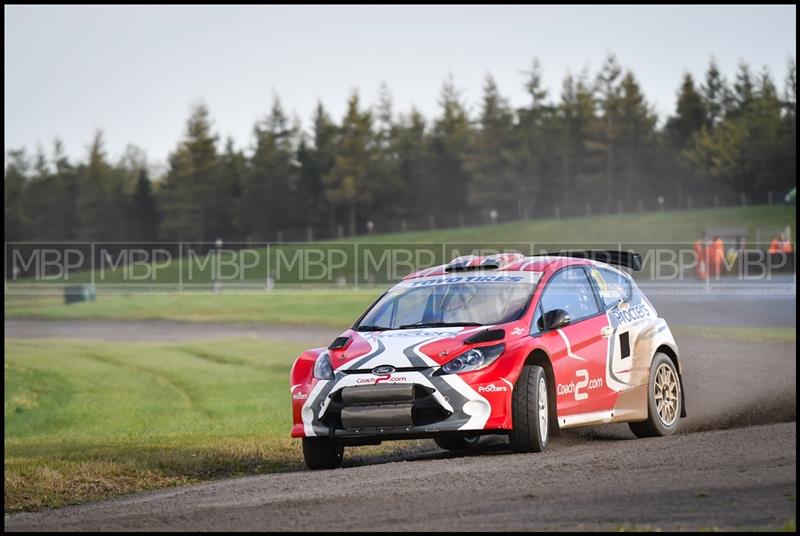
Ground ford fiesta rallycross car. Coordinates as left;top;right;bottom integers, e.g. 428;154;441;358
290;251;685;469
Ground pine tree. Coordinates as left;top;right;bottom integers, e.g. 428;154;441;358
596;54;623;212
129;168;160;241
664;74;709;205
666;73;707;148
392;108;429;225
323;92;375;236
4;149;29;242
297;102;338;235
219;138;246;239
77;131;117;241
240;98;299;241
160;104;220;241
730;61;756;118
517;58;557;216
429;76;472;227
465;75;519;220
557;70;599;215
371;83;403;226
700;57;728;128
616;72;657;207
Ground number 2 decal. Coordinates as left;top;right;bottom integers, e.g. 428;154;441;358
575;369;589;400
557;369;603;400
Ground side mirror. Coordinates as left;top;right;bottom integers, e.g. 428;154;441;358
539;308;571;331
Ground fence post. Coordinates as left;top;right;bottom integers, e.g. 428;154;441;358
768;190;773;205
554;205;560;219
687;195;692;210
586;202;592;217
306;226;313;242
740;192;746;207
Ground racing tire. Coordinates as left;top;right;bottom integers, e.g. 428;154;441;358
302;437;344;470
434;434;480;451
629;353;682;438
509;364;549;453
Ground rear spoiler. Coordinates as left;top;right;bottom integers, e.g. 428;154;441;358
555;250;643;271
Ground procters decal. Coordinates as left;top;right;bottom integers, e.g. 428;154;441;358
603;290;651;391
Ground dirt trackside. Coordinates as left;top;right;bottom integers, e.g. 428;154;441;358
4;423;795;531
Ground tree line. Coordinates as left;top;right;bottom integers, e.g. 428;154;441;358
5;54;796;243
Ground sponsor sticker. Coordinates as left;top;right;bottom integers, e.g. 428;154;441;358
478;384;508;393
394;271;542;290
355;374;409;385
557;369;603;400
611;303;650;325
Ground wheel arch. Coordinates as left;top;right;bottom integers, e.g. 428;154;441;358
523;348;560;435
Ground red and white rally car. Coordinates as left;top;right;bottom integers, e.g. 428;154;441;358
290;251;685;469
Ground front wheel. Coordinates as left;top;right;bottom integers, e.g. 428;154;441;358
629;353;682;438
302;437;344;469
509;365;549;453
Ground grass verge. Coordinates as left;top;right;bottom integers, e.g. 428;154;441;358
4;337;427;512
672;325;796;344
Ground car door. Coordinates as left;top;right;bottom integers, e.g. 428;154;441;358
533;266;614;419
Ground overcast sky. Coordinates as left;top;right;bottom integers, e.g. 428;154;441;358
4;5;796;167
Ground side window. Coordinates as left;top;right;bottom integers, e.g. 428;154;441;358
590;267;632;309
539;268;601;322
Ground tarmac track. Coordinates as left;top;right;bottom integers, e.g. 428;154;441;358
4;302;797;531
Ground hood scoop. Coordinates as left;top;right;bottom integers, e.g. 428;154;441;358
328;336;352;350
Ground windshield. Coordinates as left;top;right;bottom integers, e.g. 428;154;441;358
357;271;542;330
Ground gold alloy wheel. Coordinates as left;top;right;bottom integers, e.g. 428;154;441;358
654;363;679;426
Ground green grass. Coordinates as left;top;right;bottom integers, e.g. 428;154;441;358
356;205;795;245
4;337;424;512
4;291;380;327
672;325;796;344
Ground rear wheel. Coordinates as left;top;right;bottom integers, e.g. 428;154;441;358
509;365;549;453
434;434;480;451
629;353;682;438
302;437;344;469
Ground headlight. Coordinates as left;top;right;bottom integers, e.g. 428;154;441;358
313;352;334;380
439;344;505;375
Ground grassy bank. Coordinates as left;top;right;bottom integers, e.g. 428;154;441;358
672;325;796;344
5;291;380;327
4;337;434;512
